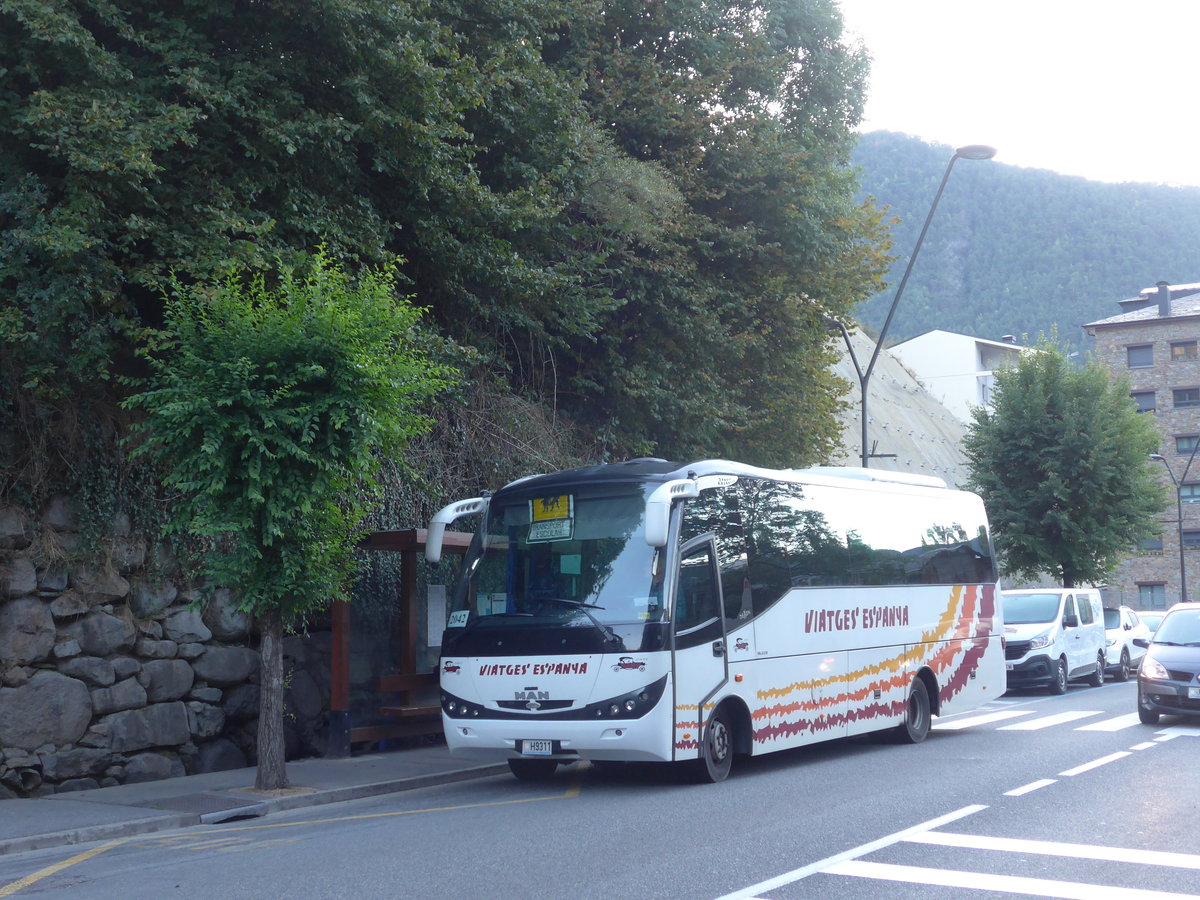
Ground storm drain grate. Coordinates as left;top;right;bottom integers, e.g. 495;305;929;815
150;792;266;822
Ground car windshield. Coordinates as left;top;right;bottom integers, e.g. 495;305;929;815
1103;608;1121;629
1152;609;1200;645
1002;592;1062;625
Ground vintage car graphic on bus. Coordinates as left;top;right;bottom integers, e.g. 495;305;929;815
442;661;461;674
612;656;647;671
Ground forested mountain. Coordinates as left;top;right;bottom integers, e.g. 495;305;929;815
851;131;1200;350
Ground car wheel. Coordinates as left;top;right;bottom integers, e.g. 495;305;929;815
1087;652;1105;687
508;758;558;781
693;705;734;783
1137;688;1160;725
1049;658;1068;695
893;678;931;744
1114;649;1131;683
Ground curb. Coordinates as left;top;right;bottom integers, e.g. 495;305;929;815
0;761;510;858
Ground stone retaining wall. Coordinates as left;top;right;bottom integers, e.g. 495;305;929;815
0;499;332;798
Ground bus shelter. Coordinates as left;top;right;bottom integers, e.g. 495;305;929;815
327;528;471;755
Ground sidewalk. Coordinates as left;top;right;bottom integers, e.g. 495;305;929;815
0;746;509;857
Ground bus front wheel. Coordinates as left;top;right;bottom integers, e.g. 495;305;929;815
508;758;558;781
693;706;734;783
893;678;931;744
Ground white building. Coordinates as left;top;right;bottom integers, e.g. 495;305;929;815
888;330;1026;423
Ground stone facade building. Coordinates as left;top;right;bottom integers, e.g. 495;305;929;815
1086;281;1200;609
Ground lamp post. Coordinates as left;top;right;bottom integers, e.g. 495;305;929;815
832;144;996;467
1150;448;1200;603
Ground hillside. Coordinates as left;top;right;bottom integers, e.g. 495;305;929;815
851;131;1200;349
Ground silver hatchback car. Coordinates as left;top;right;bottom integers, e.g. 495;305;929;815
1135;603;1200;724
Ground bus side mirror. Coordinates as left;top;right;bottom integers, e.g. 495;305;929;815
426;497;489;563
644;474;739;547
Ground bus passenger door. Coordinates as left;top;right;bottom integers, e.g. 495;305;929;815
672;536;728;758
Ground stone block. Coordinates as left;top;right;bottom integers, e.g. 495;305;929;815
123;751;185;783
72;567;131;603
52;639;83;660
39;748;114;781
192;646;258;687
0;672;92;750
48;590;89;619
91;677;148;715
163;608;211;644
191;738;246;774
63;610;136;656
40;495;76;532
139;659;194;702
100;702;191;753
203;588;250;641
1;556;37;597
221;683;260;721
60;656;116;687
0;507;30;550
0;596;55;664
186;701;225;739
128;578;178;619
135;638;179;660
111;656;141;679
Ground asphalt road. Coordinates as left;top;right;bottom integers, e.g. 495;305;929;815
3;679;1198;899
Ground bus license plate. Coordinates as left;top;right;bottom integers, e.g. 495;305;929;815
523;740;552;756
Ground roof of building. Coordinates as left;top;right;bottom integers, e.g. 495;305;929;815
890;329;1025;352
1086;282;1200;328
825;327;970;488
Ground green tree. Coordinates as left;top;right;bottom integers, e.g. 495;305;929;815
963;340;1166;587
123;250;454;790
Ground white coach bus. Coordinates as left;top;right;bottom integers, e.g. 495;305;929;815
425;459;1003;782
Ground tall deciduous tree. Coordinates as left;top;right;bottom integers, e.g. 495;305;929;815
123;250;453;790
963;341;1166;587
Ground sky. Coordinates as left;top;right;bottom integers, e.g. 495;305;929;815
836;1;1200;188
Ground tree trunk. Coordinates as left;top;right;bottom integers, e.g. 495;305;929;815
255;607;290;791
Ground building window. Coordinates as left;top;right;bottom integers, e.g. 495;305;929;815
1182;484;1200;503
1138;583;1167;610
1174;388;1200;409
1127;344;1154;367
1139;536;1164;554
1184;531;1200;549
1171;341;1198;361
1177;435;1200;455
1132;391;1156;412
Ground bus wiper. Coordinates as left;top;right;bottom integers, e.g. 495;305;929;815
541;597;622;646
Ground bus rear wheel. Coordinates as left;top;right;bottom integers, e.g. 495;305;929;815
693;706;734;783
508;758;558;781
893;678;931;744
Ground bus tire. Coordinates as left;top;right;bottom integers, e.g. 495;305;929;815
693;706;734;783
893;678;931;744
508;758;558;781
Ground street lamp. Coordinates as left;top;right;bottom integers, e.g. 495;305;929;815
832;144;997;467
1150;447;1200;603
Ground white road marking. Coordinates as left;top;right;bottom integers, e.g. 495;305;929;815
998;710;1102;730
908;831;1200;870
711;805;987;900
1076;712;1144;731
824;860;1200;898
1004;778;1056;796
932;709;1033;730
1059;751;1131;776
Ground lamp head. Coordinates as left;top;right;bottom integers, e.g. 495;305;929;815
955;144;997;161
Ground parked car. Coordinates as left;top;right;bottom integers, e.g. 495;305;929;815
1103;605;1152;681
1139;611;1168;635
1135;603;1200;724
1002;588;1107;694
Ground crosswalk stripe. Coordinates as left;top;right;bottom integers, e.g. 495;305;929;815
1077;712;1144;731
932;709;1033;730
907;831;1200;870
824;860;1200;898
998;710;1102;730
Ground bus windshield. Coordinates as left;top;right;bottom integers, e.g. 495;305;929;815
447;483;665;639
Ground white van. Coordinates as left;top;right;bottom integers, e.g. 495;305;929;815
1001;588;1107;694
